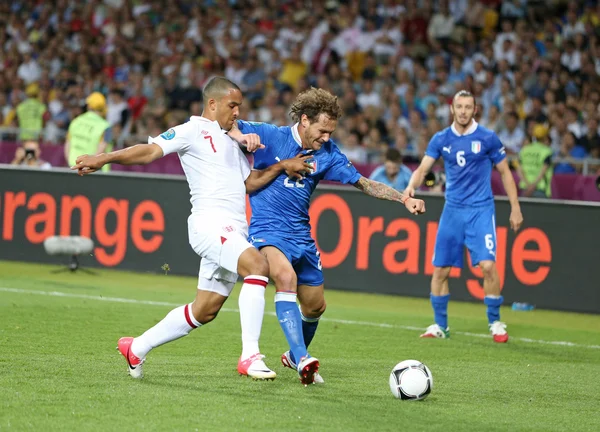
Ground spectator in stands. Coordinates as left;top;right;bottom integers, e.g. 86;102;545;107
340;132;368;164
11;140;51;170
498;111;525;155
65;92;110;171
580;117;600;158
0;0;597;190
555;132;588;174
15;83;48;141
369;148;412;192
517;124;553;198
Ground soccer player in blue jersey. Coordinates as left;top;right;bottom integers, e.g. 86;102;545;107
404;90;523;343
228;88;426;384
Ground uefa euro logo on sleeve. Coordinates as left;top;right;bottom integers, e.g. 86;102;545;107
160;128;176;140
471;141;481;154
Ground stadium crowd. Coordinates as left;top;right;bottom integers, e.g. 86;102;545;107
2;0;600;188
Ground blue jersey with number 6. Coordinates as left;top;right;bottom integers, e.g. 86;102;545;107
425;122;506;267
426;122;506;207
237;120;361;286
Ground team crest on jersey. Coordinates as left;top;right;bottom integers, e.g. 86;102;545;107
471;141;481;154
160;128;176;140
307;159;318;174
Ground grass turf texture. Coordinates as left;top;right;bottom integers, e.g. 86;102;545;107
1;261;599;431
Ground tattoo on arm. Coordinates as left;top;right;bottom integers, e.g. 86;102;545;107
353;177;407;203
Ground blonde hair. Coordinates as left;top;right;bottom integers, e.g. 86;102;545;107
289;87;342;123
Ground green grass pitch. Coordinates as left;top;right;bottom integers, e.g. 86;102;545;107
1;261;599;431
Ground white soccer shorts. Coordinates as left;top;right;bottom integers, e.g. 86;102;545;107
187;214;252;297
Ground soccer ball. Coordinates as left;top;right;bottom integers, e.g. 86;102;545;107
389;360;433;400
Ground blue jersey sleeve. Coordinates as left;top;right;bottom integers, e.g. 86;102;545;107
323;144;362;184
425;133;443;160
237;120;279;145
489;132;507;165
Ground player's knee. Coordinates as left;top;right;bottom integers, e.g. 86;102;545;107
247;253;270;277
312;299;326;317
191;300;221;324
252;257;270;277
432;266;451;281
301;298;326;318
272;268;297;292
197;310;219;324
479;261;496;278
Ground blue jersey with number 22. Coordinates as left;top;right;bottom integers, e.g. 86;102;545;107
238;120;362;239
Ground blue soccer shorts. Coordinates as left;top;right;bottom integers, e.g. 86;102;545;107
250;233;324;286
432;204;497;268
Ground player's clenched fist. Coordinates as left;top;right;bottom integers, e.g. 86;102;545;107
404;197;426;215
239;133;265;152
279;154;313;180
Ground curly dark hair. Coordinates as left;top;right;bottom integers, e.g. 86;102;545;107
289;87;342;123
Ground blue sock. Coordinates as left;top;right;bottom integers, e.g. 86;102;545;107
289;306;320;365
275;292;307;365
431;294;450;329
484;295;503;324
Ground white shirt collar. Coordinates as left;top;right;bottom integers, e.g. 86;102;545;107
291;123;302;147
451;120;478;136
190;116;220;126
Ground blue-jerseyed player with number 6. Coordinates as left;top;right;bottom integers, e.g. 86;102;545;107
405;90;523;343
228;88;426;384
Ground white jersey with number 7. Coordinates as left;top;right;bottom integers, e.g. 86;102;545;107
150;116;251;225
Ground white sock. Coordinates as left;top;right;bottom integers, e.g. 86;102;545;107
239;275;268;360
131;303;201;359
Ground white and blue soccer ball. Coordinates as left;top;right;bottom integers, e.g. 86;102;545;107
389;360;433;400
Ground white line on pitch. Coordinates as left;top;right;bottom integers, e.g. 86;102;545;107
1;287;599;350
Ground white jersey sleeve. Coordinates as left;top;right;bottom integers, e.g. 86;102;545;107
149;122;194;156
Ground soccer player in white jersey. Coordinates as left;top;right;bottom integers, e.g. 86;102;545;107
72;77;313;380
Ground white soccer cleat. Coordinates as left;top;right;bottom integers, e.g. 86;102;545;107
282;351;324;384
420;324;450;339
237;353;276;380
489;321;509;343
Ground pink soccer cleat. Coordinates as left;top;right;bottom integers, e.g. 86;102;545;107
117;337;144;379
237;353;276;380
489;321;509;343
420;324;450;339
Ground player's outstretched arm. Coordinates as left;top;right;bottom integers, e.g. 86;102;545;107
71;143;164;176
245;154;313;193
495;159;523;232
404;155;437;197
228;121;265;152
353;176;426;215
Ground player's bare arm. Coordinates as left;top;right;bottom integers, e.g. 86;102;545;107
228;121;265;152
404;155;437;197
245;154;313;193
353;176;426;215
71;143;164;176
495;159;523;232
